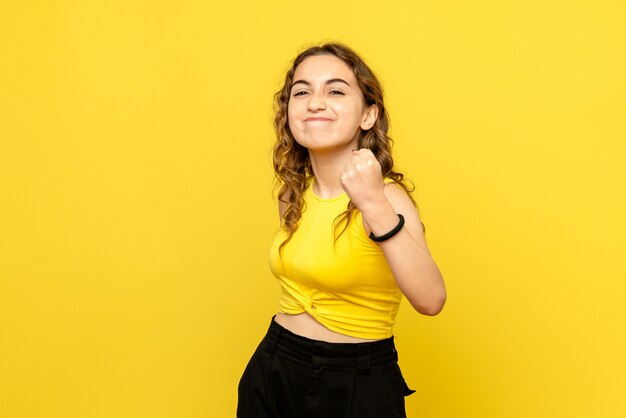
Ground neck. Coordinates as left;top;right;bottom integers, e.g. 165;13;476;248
308;143;355;199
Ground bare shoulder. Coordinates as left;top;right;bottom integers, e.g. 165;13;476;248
382;182;414;210
382;182;431;254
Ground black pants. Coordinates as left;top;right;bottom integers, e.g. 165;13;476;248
237;317;415;418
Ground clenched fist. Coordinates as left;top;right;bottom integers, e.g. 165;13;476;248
340;148;386;210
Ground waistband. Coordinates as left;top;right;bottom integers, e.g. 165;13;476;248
262;316;398;374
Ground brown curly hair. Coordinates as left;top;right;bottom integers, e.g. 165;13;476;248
272;42;421;254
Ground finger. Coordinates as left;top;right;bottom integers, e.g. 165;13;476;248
349;151;360;164
359;150;378;168
356;150;373;168
359;148;377;162
353;151;375;170
343;156;357;178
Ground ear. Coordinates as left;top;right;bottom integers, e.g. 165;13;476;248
360;104;379;130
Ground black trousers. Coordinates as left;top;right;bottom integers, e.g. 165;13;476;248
237;317;416;418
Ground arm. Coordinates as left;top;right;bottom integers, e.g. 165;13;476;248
340;149;447;316
361;183;446;315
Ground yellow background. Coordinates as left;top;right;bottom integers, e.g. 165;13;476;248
1;1;625;417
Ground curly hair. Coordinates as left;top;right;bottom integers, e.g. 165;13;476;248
272;42;421;254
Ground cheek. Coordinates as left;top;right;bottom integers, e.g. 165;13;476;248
287;103;299;128
335;103;363;125
286;104;305;141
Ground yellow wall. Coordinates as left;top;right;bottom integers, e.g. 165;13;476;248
1;1;624;417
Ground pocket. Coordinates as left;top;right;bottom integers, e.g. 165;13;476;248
238;338;275;402
402;377;417;397
237;344;279;417
392;363;416;397
395;364;416;398
379;362;415;418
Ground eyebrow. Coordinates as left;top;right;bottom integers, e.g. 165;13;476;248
291;78;352;89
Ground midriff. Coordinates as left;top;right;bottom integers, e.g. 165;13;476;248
274;312;380;343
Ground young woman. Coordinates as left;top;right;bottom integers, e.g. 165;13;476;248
237;42;446;418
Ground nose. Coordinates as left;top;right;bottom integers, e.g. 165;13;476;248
307;91;326;111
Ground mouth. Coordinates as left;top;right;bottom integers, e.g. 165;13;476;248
305;117;333;122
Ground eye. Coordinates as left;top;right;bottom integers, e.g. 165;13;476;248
329;90;345;96
292;90;308;97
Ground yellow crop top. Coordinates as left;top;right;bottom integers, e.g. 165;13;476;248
268;176;403;339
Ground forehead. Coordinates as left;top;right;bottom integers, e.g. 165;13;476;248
293;54;357;84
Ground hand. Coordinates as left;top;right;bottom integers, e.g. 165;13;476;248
340;148;386;210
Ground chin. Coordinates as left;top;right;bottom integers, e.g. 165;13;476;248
294;136;354;152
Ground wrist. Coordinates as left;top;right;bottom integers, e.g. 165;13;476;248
356;191;391;216
360;198;398;236
369;214;405;242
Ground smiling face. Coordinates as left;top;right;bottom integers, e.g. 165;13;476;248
287;54;377;152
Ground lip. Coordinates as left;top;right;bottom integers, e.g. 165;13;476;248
305;117;333;122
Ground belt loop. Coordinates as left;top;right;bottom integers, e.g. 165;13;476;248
357;344;371;375
392;343;398;362
312;341;322;366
